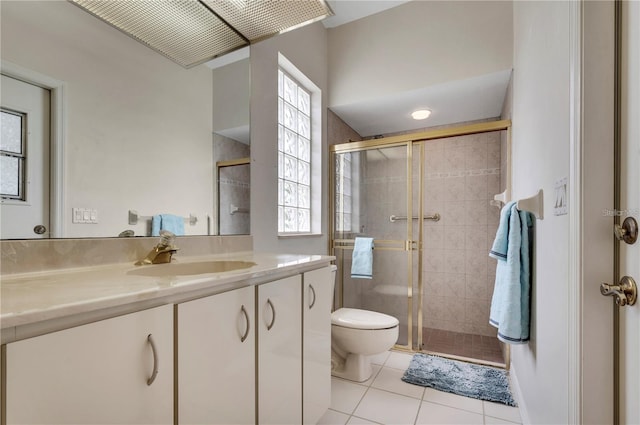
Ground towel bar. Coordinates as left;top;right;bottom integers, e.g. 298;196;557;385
128;210;198;226
389;213;440;223
516;189;544;220
230;205;250;215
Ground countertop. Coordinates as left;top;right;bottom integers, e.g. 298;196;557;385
1;251;334;344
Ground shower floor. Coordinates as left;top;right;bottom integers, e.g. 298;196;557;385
397;326;505;365
422;328;504;365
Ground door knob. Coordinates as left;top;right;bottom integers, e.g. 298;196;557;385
33;225;47;235
600;276;637;306
614;217;638;244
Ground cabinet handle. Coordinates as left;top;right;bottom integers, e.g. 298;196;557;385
309;284;316;309
266;298;276;331
240;305;250;342
147;334;159;386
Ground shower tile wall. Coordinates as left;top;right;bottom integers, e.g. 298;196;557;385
213;134;250;235
423;132;501;337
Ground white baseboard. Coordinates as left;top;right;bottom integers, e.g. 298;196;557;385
509;362;530;424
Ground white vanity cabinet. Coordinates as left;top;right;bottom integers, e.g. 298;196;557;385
177;270;331;425
303;266;332;424
257;274;303;425
4;304;173;425
177;285;255;425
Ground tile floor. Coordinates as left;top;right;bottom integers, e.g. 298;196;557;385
319;351;521;425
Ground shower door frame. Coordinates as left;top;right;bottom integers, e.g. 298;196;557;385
329;119;512;360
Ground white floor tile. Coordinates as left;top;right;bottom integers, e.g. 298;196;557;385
371;367;425;399
369;350;391;366
483;401;521;423
331;378;368;415
415;401;484;425
353;388;421;425
484;416;521;425
318;409;350;425
421;388;484;414
347;416;382;425
384;351;415;371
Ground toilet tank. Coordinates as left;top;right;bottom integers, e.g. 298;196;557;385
330;264;337;295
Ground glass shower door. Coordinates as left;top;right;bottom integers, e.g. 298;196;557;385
332;143;417;349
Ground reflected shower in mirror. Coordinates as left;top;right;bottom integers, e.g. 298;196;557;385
216;157;250;236
212;55;251;236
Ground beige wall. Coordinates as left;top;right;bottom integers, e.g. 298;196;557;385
1;1;213;238
250;22;329;254
327;0;513;108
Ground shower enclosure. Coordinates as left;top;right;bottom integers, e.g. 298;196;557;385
330;120;511;367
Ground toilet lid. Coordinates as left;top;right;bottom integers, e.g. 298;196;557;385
331;308;399;330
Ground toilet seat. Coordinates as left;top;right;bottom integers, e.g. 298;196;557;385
331;308;399;330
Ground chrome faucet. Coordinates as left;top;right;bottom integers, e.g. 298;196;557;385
135;230;179;265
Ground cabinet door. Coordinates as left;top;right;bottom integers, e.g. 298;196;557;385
177;286;255;424
303;267;332;424
257;275;302;425
5;305;173;425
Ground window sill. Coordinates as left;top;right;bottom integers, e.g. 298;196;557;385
277;232;323;238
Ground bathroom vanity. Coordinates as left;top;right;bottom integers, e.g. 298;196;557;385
0;252;333;425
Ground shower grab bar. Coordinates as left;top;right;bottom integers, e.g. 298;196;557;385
333;239;416;251
389;213;440;223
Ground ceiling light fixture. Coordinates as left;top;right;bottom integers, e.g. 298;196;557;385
411;109;431;120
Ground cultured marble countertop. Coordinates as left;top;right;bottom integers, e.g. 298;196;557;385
1;251;333;344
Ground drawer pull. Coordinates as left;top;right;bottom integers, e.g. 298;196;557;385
147;334;159;386
266;299;276;331
240;305;250;342
309;284;317;309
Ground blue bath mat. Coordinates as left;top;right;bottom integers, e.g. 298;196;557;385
401;353;517;407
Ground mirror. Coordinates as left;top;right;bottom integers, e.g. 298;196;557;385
0;0;250;239
212;56;251;236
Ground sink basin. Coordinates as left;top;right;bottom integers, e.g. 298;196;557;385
127;260;256;277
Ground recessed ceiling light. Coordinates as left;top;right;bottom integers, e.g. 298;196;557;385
411;109;431;120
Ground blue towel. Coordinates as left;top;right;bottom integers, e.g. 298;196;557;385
489;202;533;344
351;237;374;279
151;214;185;237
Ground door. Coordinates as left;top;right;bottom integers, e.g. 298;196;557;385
257;275;302;425
332;144;415;349
303;267;332;424
177;286;255;425
0;74;50;239
5;305;173;424
619;1;639;422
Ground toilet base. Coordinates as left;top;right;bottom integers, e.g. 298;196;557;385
331;352;373;382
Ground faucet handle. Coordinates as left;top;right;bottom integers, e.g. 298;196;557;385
158;230;176;247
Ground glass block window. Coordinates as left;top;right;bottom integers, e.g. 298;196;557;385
1;109;26;200
335;152;352;232
278;68;312;233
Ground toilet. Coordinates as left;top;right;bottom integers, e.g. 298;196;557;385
330;265;399;382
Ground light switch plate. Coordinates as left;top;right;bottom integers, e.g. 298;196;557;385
554;177;568;216
72;208;99;223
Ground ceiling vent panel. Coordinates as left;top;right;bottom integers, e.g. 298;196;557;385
71;0;249;68
201;0;333;42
